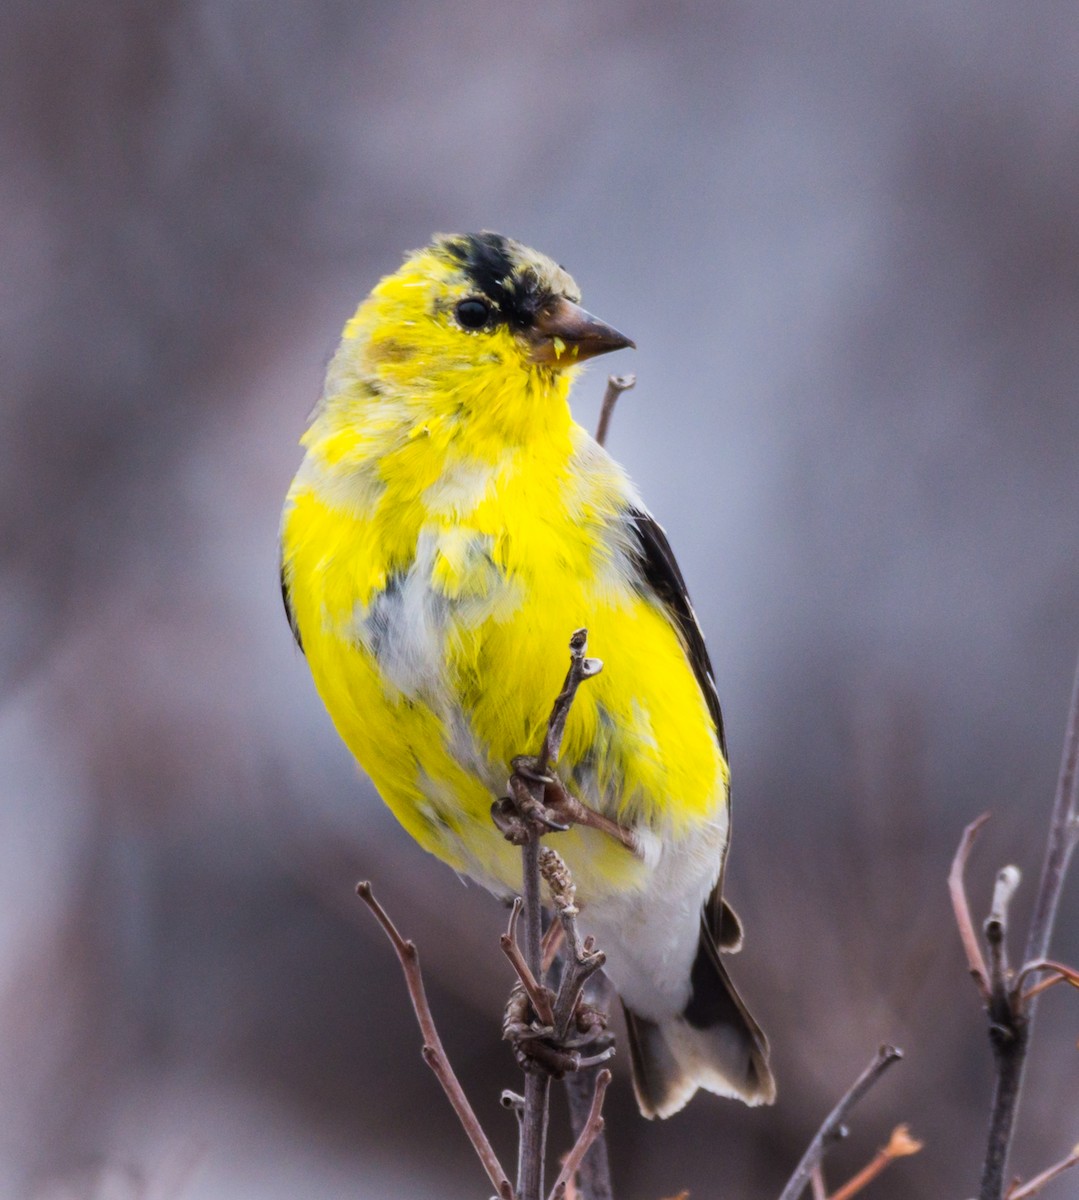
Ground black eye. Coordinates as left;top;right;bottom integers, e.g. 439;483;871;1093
455;297;491;329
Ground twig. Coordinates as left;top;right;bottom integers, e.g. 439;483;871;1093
544;867;614;1200
541;921;566;972
537;629;603;772
509;630;606;1200
985;866;1022;1005
826;1124;923;1200
1005;1144;1079;1200
548;1070;612;1200
810;1167;827;1200
979;655;1079;1200
541;848;607;1040
355;882;513;1200
949;813;993;1002
1025;657;1079;968
777;1045;903;1200
1017;958;1079;1003
507;630;638;861
561;974;616;1200
979;990;1028;1198
518;832;551;1200
594;374;636;448
502;897;556;1027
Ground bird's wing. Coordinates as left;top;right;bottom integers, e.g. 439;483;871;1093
281;560;304;653
626;507;726;756
626;506;735;948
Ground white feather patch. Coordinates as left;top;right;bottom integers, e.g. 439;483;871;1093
582;807;729;1020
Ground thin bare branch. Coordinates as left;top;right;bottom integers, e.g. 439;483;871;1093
502;897;556;1027
1018;958;1079;1003
810;1167;827;1200
537;629;603;773
518;832;551;1200
510;630;607;1200
562;969;615;1200
541;921;566;972
985;866;1022;1002
548;1070;612;1200
541;848;607;1040
520;1069;551;1200
594;373;636;448
1025;655;1079;967
355;882;513;1200
826;1124;923;1200
950;813;993;1001
778;1045;903;1200
1006;1144;1079;1200
980;655;1079;1200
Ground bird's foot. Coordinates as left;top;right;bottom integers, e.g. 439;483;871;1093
499;861;613;1080
503;982;615;1079
491;760;571;845
493;760;641;858
540;775;642;858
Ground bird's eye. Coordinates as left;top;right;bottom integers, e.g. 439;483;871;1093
454;298;491;329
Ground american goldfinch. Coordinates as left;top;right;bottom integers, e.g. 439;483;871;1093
280;232;774;1117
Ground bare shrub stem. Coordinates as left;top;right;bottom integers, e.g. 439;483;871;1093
778;1045;903;1200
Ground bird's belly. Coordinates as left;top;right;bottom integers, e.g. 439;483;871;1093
582;808;728;1018
297;512;727;908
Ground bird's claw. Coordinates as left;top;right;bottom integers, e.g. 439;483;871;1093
502;976;612;1079
510;755;553;784
495;771;571;842
491;797;530;844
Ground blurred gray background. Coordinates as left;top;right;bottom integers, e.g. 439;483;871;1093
3;3;1079;1197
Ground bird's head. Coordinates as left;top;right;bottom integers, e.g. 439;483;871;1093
329;233;633;435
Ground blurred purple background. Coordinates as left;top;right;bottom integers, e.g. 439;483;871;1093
3;4;1079;1197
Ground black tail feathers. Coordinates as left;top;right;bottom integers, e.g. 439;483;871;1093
624;912;774;1119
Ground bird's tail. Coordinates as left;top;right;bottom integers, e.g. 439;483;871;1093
623;917;775;1119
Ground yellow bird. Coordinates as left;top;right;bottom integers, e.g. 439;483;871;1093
280;232;774;1117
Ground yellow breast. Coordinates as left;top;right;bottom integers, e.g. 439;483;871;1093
280;286;726;900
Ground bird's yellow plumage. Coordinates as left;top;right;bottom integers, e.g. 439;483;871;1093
280;233;773;1116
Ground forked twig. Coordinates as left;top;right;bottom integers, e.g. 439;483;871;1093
1017;958;1079;1003
540;848;608;1042
355;882;513;1200
560;994;615;1200
777;1045;903;1200
826;1124;923;1200
508;630;608;1200
978;656;1079;1200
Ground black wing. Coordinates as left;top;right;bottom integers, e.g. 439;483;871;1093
627;506;736;948
627;507;726;756
281;560;304;653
